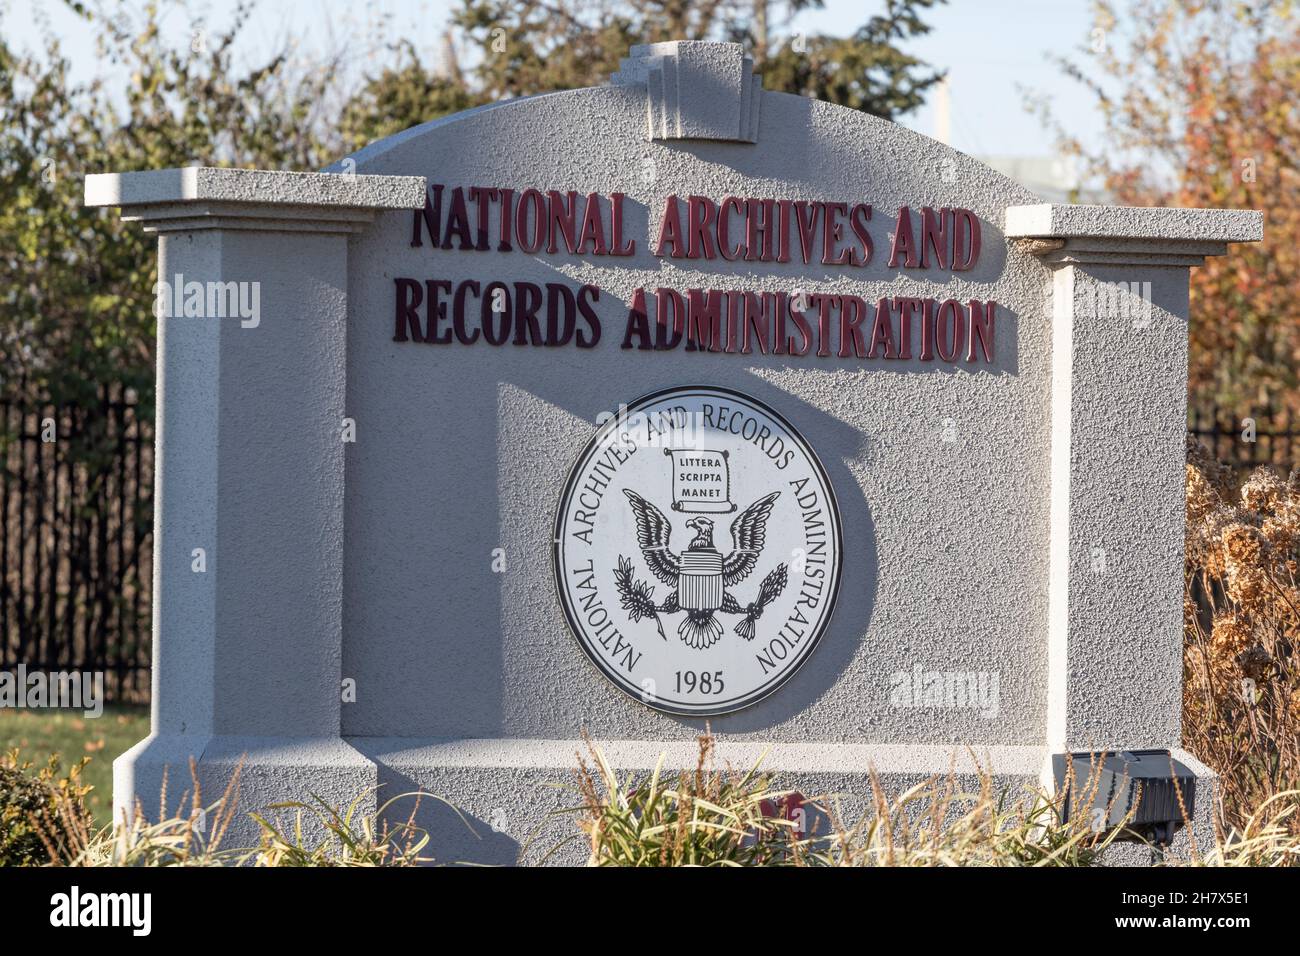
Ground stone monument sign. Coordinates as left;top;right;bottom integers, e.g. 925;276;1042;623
85;41;1262;863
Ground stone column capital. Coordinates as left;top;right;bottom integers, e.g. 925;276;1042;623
1005;202;1263;267
85;166;426;234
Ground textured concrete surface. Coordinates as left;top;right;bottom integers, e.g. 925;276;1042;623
340;82;1052;749
86;166;426;210
1046;264;1191;752
612;41;762;142
100;188;409;831
115;734;377;845
1006;203;1263;242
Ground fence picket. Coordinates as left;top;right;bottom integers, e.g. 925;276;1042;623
0;391;153;702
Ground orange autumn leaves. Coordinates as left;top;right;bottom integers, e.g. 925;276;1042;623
1060;0;1300;418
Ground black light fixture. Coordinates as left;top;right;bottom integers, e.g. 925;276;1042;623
1052;749;1197;847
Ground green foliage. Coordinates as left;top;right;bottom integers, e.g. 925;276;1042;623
339;41;488;153
0;761;58;865
0;749;91;866
564;734;808;866
455;0;946;116
250;791;445;866
561;735;1113;867
454;0;644;102
760;1;946;118
13;748;446;866
564;735;1300;866
0;1;460;409
4;736;1300;866
0;706;150;828
1;1;325;407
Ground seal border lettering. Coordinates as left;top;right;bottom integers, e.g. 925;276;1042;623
552;384;844;716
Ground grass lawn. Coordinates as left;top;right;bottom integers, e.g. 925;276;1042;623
0;705;150;828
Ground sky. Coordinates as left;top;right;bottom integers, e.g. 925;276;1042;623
0;0;1106;158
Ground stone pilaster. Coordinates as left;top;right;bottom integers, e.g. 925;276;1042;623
85;167;425;829
1006;204;1263;754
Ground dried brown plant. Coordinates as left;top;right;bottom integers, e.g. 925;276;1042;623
1184;438;1300;834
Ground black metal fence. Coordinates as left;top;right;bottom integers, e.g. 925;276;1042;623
1188;405;1300;471
0;384;153;703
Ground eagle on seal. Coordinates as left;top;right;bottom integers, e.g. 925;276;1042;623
620;489;784;649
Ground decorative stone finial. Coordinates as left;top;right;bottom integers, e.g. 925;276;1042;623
611;41;762;143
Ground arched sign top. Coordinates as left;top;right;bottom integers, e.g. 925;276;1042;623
338;41;1038;218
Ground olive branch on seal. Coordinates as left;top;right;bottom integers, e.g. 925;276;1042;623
614;555;671;641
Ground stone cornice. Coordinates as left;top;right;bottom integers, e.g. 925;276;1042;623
84;167;426;233
1006;203;1263;266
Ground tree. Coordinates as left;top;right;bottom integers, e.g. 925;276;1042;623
1045;0;1300;423
760;0;945;117
456;0;946;119
0;1;339;405
339;38;489;153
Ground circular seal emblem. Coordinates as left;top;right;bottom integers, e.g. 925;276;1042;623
554;386;842;715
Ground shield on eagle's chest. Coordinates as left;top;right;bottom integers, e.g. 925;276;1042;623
678;549;724;611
